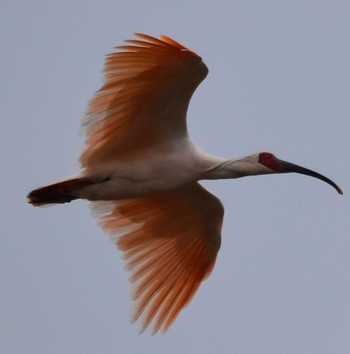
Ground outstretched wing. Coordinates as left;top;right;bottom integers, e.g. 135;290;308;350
80;33;208;167
92;183;224;333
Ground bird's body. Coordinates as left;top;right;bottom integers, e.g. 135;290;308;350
76;137;222;201
28;33;342;333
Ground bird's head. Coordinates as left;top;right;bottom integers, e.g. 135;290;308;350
258;152;343;194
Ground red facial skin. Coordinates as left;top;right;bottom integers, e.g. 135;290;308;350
258;152;285;172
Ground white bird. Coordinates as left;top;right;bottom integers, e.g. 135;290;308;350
28;33;342;334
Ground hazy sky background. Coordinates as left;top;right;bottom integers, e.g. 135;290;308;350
2;1;349;353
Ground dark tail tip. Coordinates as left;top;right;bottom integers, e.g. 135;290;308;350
27;186;77;206
27;178;90;206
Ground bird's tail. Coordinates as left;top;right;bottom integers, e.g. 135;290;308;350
27;177;92;206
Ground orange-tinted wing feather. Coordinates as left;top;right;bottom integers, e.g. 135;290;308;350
92;183;224;333
80;34;208;167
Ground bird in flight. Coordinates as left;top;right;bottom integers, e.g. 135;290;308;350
28;33;342;334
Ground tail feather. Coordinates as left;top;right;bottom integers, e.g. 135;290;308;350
27;178;92;206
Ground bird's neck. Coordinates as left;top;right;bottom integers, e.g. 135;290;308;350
202;155;274;180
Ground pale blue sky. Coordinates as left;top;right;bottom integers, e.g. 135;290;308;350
1;1;349;353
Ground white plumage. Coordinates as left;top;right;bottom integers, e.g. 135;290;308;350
28;33;342;333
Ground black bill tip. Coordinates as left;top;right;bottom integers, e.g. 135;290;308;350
279;160;343;195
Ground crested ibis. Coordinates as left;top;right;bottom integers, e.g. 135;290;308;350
28;33;342;333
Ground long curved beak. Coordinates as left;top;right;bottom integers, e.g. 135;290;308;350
279;160;343;195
